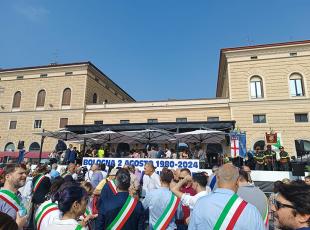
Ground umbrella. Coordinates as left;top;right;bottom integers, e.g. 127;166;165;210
81;130;137;144
121;129;175;144
33;129;80;141
174;129;226;144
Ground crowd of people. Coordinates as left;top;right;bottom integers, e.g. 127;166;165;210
0;157;309;230
48;143;298;172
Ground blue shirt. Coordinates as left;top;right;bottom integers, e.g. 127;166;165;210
188;188;265;230
142;187;178;230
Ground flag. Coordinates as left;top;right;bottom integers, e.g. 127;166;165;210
230;132;247;158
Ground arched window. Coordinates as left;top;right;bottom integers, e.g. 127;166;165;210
12;91;21;108
250;76;264;99
253;140;265;150
290;73;304;97
29;142;40;152
36;90;46;107
4;142;15;151
92;93;98;104
62;88;71;106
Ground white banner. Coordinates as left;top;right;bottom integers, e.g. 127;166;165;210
82;157;200;172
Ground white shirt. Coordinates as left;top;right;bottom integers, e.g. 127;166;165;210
85;171;93;182
142;172;161;195
165;150;172;158
181;190;210;210
101;171;107;179
45;219;86;230
36;200;61;230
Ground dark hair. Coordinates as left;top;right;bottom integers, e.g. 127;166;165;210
50;176;65;195
115;168;131;191
192;172;208;187
160;168;174;184
100;163;106;171
273;181;283;193
53;184;88;213
238;169;249;182
0;212;18;230
180;168;191;175
277;180;310;223
64;175;74;183
4;163;26;176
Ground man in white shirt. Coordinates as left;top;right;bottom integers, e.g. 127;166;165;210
142;162;160;196
171;172;210;224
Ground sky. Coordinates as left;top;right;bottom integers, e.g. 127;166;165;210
1;0;310;101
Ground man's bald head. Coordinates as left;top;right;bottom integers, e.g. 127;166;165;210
217;164;239;192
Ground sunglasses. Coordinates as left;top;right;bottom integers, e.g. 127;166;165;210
272;199;295;210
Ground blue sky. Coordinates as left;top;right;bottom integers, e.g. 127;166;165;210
1;0;310;101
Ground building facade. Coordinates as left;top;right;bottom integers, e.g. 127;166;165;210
1;40;310;156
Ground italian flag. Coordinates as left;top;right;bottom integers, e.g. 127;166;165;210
0;189;21;212
33;175;46;192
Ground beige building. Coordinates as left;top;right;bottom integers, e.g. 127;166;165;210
1;40;310;156
0;62;134;152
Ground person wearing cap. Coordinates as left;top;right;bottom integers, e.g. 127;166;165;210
279;146;290;171
142;162;160;196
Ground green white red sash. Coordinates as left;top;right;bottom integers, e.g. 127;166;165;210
35;201;59;230
213;193;248;230
75;224;83;230
82;208;92;230
153;193;180;230
108;179;118;195
107;195;138;230
33;174;46;192
0;189;21;212
263;198;269;227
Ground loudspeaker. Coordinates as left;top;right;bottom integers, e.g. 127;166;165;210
17;141;24;150
291;162;306;177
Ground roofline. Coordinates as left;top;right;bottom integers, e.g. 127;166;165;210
0;61;91;73
0;61;135;101
134;97;228;103
221;39;310;52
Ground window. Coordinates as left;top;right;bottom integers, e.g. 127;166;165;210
290;73;304;97
92;93;98;104
176;118;187;123
120;120;130;124
250;76;264;99
29;142;40;152
12;91;21;108
250;56;258;60
59;118;68;128
290;52;297;57
9;121;17;129
253;114;266;123
34;120;42;128
4;142;15;151
62;88;71;106
147;119;158;123
36;90;46;107
94;120;103;125
40;74;48;78
295;113;308;122
65;72;73;76
207;117;219;122
16;76;24;80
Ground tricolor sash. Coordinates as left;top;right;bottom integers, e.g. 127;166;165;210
35;201;59;230
108;179;118;195
75;224;83;230
213;193;248;230
82;208;92;230
33;174;46;192
263;198;269;228
153;193;180;230
107;195;138;230
0;189;21;212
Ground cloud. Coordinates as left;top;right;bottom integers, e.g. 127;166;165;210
13;4;49;22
